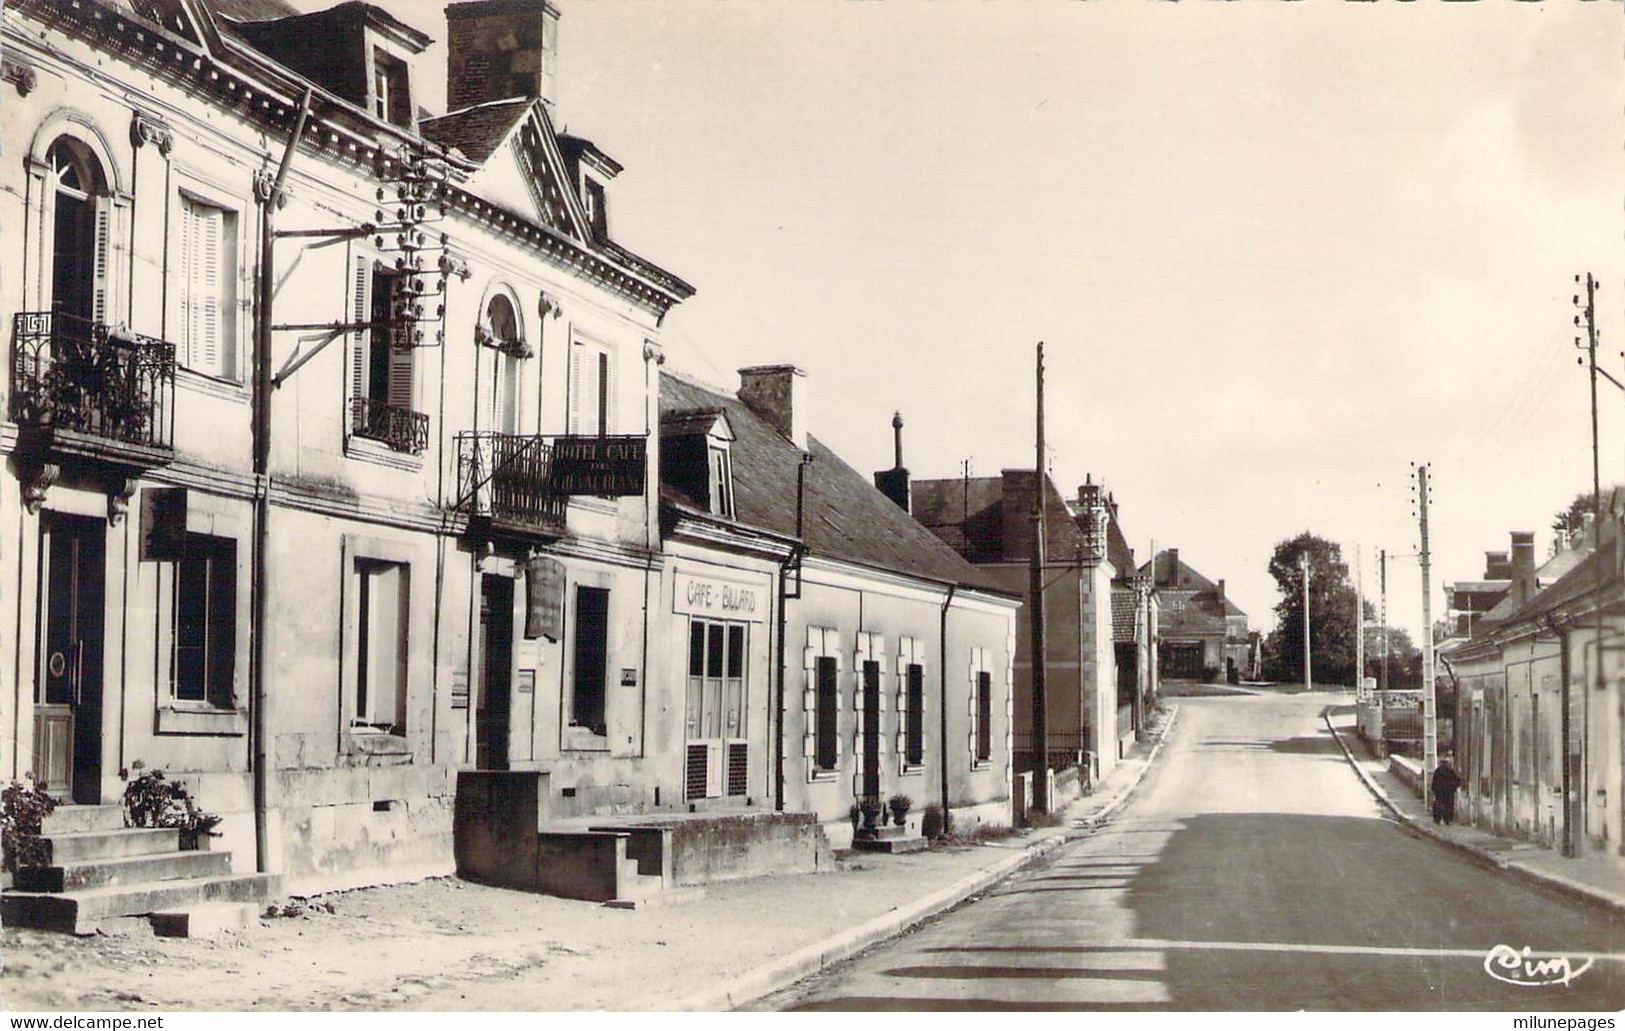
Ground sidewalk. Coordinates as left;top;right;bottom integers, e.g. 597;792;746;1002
0;708;1177;1013
1323;708;1625;918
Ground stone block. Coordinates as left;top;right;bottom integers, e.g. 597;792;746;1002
150;902;260;938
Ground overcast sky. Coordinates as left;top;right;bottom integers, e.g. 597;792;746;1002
370;0;1623;638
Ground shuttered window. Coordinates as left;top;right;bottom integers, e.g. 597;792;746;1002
177;197;236;379
170;535;236;708
568;338;613;435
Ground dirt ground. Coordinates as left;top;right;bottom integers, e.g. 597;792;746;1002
0;843;1017;1012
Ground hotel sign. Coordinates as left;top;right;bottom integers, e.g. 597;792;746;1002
673;572;766;623
550;435;646;496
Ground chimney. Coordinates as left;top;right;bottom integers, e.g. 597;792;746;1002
738;365;808;450
873;411;911;513
1510;531;1537;605
1484;551;1511;580
1165;548;1180;586
1217;579;1226;605
445;0;562;113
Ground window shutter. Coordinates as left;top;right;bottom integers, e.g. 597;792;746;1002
387;341;414;408
178;197;196;365
91;203;111;325
598;348;613;435
199;205;221;373
350;256;370;405
567;342;584;434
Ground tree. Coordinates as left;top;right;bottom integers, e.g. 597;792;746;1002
1261;533;1361;686
1362;623;1422;690
1552;492;1598;538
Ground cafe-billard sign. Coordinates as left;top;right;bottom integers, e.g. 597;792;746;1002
550;435;646;496
673;572;766;623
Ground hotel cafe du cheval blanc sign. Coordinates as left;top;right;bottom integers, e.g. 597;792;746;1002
673;572;767;623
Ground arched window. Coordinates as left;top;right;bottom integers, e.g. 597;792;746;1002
482;294;523;435
45;137;111;325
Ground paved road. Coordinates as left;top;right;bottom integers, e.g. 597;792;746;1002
764;691;1625;1011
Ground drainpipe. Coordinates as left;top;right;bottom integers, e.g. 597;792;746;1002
250;88;312;875
775;453;813;811
938;582;956;835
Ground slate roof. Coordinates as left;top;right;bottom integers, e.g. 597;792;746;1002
660;373;1010;595
203;0;301;23
1138;552;1217;592
421;99;533;163
1111;588;1139;643
912;473;1093;567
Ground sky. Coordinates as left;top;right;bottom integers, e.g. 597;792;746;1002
366;0;1623;639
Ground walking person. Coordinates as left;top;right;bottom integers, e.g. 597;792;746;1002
1431;757;1462;825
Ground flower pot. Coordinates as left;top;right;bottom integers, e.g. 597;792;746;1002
177;829;211;852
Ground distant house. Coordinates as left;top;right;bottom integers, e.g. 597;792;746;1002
911;471;1131;788
1139;550;1248;681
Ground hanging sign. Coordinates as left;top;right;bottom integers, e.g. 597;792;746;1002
525;555;566;641
673;571;767;623
550;435;646;496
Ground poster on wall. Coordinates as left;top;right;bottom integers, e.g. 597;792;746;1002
526;555;565;640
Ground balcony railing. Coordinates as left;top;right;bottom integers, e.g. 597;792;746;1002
10;311;175;452
350;397;430;455
455;431;568;534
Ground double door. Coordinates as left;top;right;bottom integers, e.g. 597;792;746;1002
33;513;106;803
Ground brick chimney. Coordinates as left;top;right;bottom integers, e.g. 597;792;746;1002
1484;551;1511;580
1510;531;1537;605
873;411;910;513
738;365;808;451
445;0;562;113
1217;579;1226;605
1165;548;1180;586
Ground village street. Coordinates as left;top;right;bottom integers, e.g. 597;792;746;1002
763;689;1625;1011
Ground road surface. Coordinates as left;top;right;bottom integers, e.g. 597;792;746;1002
764;690;1624;1010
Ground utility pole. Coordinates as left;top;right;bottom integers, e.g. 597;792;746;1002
1301;550;1313;691
1355;544;1365;696
1379;548;1388;724
1418;463;1438;803
1030;342;1049;814
1573;271;1605;857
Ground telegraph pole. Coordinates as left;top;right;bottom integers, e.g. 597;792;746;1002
1573;272;1604;857
1379;548;1388;724
1418;463;1438;801
1301;551;1313;691
1355;544;1365;695
1030;342;1049;814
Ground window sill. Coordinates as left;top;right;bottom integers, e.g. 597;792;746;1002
176;367;248;402
900;765;925;777
156;705;246;736
342;730;413;761
562;725;610;753
970;760;991;771
808;768;838;784
344;435;425;471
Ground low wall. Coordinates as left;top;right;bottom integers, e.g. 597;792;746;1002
453;771;549;891
534;831;628;902
1389;755;1424;798
605;811;832;886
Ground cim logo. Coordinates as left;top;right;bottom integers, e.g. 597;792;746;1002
1484;944;1595;987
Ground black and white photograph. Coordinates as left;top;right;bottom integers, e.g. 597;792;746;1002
0;0;1621;1016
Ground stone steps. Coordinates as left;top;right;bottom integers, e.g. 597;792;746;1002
40;804;127;835
2;873;278;936
13;848;233;893
38;827;180;864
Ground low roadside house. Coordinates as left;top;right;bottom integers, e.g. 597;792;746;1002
1140;549;1249;683
661;369;1022;847
1442;494;1625;863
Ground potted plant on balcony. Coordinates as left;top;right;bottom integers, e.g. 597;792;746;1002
888;794;913;829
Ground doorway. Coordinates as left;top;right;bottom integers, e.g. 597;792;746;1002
476;574;514;770
33;512;106;803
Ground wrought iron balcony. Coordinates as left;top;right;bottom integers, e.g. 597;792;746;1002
9;311;175;465
350;397;430;455
455;431;568;536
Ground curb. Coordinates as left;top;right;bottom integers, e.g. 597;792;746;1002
680;704;1180;1012
1322;712;1625;918
1078;704;1179;830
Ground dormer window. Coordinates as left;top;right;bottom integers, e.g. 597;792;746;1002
583;178;607;238
373;48;412;129
659;408;736;520
708;443;733;519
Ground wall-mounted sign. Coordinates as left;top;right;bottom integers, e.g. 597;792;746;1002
517;669;536;695
673;571;766;623
450;670;469;710
525;555;565;641
550;435;646;496
620;668;638;687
